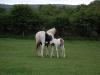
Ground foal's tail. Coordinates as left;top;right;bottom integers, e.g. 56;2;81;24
60;38;64;46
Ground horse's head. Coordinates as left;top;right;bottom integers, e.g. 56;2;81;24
47;28;56;35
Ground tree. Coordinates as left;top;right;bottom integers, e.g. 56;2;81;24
10;5;34;36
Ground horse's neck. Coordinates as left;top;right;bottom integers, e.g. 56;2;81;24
47;33;54;39
47;30;55;35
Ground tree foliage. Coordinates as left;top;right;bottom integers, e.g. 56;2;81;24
0;0;100;39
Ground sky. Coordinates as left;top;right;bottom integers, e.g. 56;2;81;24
0;0;95;5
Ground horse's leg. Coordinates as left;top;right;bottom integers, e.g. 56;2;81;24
37;49;40;56
35;34;41;57
40;31;46;57
41;43;45;57
61;45;66;58
46;46;49;56
40;39;45;57
37;45;41;56
36;41;39;56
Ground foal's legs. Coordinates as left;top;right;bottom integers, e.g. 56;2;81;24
61;45;66;58
50;46;54;58
56;45;59;58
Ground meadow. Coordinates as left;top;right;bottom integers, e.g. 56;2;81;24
0;38;100;75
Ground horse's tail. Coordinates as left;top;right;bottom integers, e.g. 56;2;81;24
35;31;45;50
35;32;40;50
60;38;64;46
35;37;41;50
36;42;40;50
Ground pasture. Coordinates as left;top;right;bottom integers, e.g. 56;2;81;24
0;38;100;75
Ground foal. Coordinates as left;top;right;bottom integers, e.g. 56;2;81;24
50;38;66;58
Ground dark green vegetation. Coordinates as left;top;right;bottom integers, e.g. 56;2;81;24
0;0;100;39
0;38;100;75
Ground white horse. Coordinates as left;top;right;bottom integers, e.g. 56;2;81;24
50;38;66;58
35;28;56;57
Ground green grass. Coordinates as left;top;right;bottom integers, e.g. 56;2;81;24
0;38;100;75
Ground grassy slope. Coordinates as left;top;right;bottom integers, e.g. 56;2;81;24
0;38;100;75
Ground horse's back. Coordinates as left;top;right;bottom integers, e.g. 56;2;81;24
35;31;45;38
35;31;45;43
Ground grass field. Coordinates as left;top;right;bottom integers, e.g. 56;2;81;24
0;38;100;75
